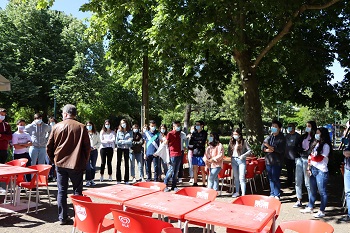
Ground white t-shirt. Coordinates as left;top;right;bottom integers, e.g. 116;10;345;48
12;131;32;154
310;143;330;172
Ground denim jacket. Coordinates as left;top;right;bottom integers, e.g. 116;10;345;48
116;130;133;149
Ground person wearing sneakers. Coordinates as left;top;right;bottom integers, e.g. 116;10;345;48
203;132;224;191
143;120;160;181
229;128;252;198
99;119;115;182
130;124;144;182
293;120;316;208
262;120;285;200
85;121;101;187
187;126;195;184
340;142;350;222
163;121;184;192
300;127;331;218
189;120;208;187
116;119;133;184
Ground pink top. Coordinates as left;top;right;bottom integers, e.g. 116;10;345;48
203;143;224;168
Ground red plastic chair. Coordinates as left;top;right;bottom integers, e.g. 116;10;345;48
0;158;28;204
275;220;334;233
161;227;183;233
133;181;167;191
245;161;258;194
70;195;123;233
255;158;266;189
111;209;173;233
18;164;52;212
227;195;281;233
217;163;232;195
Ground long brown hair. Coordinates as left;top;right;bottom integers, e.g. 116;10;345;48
118;119;131;132
229;128;244;155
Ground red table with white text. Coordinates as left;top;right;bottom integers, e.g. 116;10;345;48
82;184;159;205
124;191;210;227
184;201;276;233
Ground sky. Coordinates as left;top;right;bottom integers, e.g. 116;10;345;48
0;0;346;84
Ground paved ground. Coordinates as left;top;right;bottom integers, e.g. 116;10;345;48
0;152;349;232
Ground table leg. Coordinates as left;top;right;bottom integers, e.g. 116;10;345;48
13;176;17;206
183;220;189;233
177;219;181;228
35;172;39;214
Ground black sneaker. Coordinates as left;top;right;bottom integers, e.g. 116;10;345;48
193;183;198;187
339;215;350;222
59;218;73;225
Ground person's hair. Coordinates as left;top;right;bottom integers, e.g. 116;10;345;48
118;118;131;131
62;104;77;117
159;124;168;136
229;128;244;155
0;108;7;113
195;120;205;126
142;124;149;131
173;120;181;125
272;119;282;128
311;127;332;156
34;113;43;119
102;119;111;132
16;119;26;125
149;120;156;125
49;116;58;124
288;123;296;128
86;121;96;134
209;132;220;146
132;124;139;129
301;120;317;139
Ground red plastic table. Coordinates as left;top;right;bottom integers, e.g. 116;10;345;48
124;191;210;227
82;184;159;205
183;201;276;233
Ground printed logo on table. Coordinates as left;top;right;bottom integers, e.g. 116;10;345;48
254;200;269;209
196;191;209;200
119;216;130;228
75;205;87;221
150;185;161;190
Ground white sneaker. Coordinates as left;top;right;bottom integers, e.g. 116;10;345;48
141;178;146;182
132;177;137;183
90;180;96;186
189;178;194;184
85;181;91;187
232;192;240;198
178;178;183;183
274;196;280;200
313;211;325;218
100;176;104;182
300;207;314;213
108;175;113;181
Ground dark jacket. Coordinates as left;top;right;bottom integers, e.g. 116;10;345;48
263;133;286;166
0;121;12;150
131;132;144;154
46;118;91;170
296;133;315;158
189;130;207;157
285;132;301;160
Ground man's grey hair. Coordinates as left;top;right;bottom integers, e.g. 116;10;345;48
62;104;77;117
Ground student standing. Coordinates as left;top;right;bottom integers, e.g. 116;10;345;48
340;142;350;222
99;119;115;182
0;108;12;164
143;120;160;181
116;119;133;184
130;124;144;182
85;121;101;186
285;123;300;187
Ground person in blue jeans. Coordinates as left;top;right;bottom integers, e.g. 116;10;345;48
203;132;224;191
85;121;101;186
340;143;350;222
300;127;331;218
262;120;285;200
143;120;160;181
130;124;144;182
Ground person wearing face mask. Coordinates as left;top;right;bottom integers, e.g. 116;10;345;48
163;121;187;192
116;119;133;184
158;124;169;180
186;126;196;183
229;128;252;197
284;123;300;188
262;120;286;200
300;127;331;218
142;124;149;176
143;120;160;181
203;132;224;191
130;124;144;182
85;121;101;187
189;120;208;187
99;119;116;182
47;116;58;181
0;108;12;164
25;113;51;166
293;120;317;208
12;119;32;181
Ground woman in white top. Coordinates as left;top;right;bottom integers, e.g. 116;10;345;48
229;128;251;197
99;119;115;182
301;127;331;218
158;124;168;180
85;121;101;186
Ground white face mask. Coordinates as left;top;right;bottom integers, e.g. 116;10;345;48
105;124;110;129
0;115;5;121
233;135;239;140
121;123;127;128
133;129;139;133
50;122;55;126
35;119;42;124
143;128;147;133
18;125;25;131
315;133;321;141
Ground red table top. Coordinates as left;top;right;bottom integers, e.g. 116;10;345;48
184;201;276;232
124;191;210;219
0;166;38;176
82;184;159;205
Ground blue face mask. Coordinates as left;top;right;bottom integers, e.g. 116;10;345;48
287;127;293;133
195;125;201;131
161;129;166;133
315;133;321;141
271;127;278;134
133;129;139;133
150;126;156;132
209;136;214;143
86;125;92;131
105;124;110;129
175;126;181;132
305;127;311;133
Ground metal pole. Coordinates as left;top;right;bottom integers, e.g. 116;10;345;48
334;116;336;147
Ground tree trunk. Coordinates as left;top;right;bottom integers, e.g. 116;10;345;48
183;104;191;133
142;55;149;126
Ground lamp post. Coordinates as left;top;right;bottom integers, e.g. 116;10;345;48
52;86;57;119
276;101;282;121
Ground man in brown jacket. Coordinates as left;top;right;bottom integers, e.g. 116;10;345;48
47;104;90;225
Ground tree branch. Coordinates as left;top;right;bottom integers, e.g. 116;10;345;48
253;0;342;68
